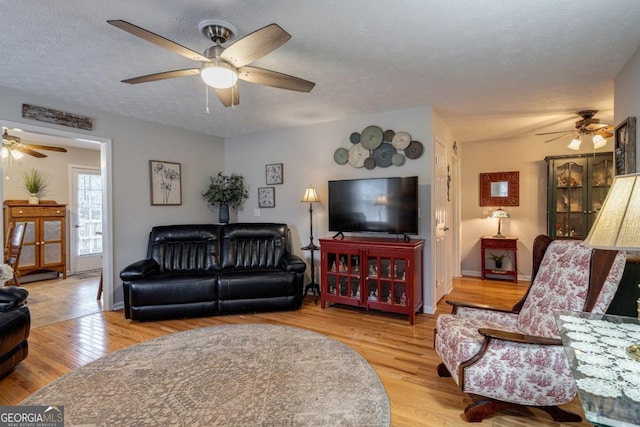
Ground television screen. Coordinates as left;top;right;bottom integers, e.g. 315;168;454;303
328;176;419;235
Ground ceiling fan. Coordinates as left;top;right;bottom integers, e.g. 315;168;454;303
536;110;613;150
107;19;316;108
2;128;68;159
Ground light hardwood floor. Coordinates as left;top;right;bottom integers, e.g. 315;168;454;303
1;276;593;427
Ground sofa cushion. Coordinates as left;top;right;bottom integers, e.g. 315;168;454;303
220;223;289;269
218;269;297;300
128;273;217;306
148;224;221;272
0;287;28;311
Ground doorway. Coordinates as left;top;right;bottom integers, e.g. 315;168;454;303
0;119;114;310
70;166;102;273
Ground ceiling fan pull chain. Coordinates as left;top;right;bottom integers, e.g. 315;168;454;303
205;85;210;114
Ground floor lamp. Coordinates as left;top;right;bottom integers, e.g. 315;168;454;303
301;185;320;303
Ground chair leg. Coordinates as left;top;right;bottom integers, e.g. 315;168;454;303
437;362;452;377
463;399;511;422
539;406;582;422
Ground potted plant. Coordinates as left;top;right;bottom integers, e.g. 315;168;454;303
489;252;506;269
202;172;248;224
22;168;48;204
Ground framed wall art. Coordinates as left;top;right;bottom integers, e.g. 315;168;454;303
615;116;636;176
266;163;283;184
149;160;182;205
479;171;519;206
258;187;275;208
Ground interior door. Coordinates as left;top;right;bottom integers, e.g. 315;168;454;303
434;138;449;303
70;166;102;273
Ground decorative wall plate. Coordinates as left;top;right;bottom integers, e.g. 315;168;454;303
373;143;396;168
405;140;424;159
360;125;383;150
348;143;369;168
392;131;411;150
364;157;376;169
391;153;405;166
334;147;349;164
349;132;361;144
383;129;395;142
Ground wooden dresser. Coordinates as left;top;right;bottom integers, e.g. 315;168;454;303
3;200;67;279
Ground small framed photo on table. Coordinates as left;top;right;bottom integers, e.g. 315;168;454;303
258;187;275;208
266;163;283;185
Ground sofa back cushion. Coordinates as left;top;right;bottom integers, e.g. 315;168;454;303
221;223;288;269
147;224;221;272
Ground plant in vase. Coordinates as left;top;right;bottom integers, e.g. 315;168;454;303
22;168;48;204
202;172;248;224
489;252;506;270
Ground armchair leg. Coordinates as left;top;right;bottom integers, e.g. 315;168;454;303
463;399;510;422
436;363;451;377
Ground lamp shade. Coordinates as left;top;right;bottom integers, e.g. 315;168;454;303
584;173;640;250
301;186;320;203
200;59;238;89
489;207;510;219
567;137;582;151
593;134;607;149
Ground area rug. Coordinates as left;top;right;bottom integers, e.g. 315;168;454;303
21;324;390;426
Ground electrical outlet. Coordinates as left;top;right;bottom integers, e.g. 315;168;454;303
254;209;261;217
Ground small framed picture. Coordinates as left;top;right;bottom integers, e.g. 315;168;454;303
258;187;275;208
266;163;283;185
149;160;182;205
615;117;636;176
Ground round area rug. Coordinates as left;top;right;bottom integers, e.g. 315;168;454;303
21;324;390;426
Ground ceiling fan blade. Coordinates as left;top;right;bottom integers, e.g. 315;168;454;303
544;132;576;143
596;130;613;138
122;68;201;84
535;130;574;136
215;85;240;108
107;20;210;62
13;145;47;158
238;66;315;92
221;24;291;68
21;144;68;153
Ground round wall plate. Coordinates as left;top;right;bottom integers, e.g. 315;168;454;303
348;143;369;168
392;131;411;150
373;143;396;168
360;125;383;150
391;153;405;166
349;132;361;144
405;140;424;159
334;147;349;164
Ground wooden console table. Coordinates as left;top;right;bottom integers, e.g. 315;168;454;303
480;236;518;283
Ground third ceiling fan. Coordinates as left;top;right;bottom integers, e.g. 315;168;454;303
536;110;613;150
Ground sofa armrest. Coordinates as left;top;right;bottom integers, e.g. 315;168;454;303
280;254;307;273
120;259;160;281
0;286;29;311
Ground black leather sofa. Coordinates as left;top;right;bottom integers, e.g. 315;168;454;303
0;286;30;379
120;223;307;321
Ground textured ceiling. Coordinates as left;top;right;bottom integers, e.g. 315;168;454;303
2;0;640;143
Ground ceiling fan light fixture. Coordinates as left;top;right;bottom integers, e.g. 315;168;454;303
567;136;582;151
1;147;8;159
201;59;238;89
593;134;607;149
10;149;23;160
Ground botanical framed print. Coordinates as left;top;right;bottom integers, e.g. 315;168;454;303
258;187;275;208
266;163;283;185
149;160;182;205
615;117;636;176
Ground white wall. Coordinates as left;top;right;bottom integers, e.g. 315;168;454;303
224;106;442;311
0;85;225;309
460;134;614;279
615;44;640;173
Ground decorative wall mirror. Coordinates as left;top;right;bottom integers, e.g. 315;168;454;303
479;171;519;206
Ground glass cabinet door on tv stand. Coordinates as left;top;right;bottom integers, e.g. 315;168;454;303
545;152;613;240
319;236;424;325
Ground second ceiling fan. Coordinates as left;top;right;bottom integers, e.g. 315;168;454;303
536;110;613;150
107;19;316;108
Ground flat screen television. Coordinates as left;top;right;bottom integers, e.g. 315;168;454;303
328;176;419;235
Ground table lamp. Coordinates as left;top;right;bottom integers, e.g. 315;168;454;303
301;185;320;302
489;207;510;238
584;172;640;357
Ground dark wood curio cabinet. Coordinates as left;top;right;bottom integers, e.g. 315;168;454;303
545;152;614;240
319;236;424;324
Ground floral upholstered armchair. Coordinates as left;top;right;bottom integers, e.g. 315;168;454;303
434;235;626;422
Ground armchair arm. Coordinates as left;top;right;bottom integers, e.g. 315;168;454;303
280;254;307;274
0;286;28;311
446;299;517;315
478;328;562;346
119;259;160;281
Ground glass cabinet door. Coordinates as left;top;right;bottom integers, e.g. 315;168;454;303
554;160;586;238
366;254;407;307
325;250;361;302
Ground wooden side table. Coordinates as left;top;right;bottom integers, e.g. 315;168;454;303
480;236;518;283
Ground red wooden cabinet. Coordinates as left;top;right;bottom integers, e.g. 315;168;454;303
480;236;518;283
319;236;424;324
